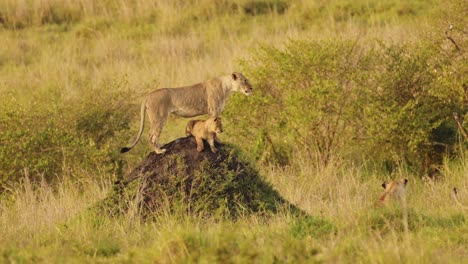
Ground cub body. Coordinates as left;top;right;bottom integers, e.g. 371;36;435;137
186;117;223;153
375;179;408;207
375;178;409;234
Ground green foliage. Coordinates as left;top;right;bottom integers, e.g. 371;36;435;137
364;42;466;174
0;1;466;262
82;238;121;257
234;38;466;173
0;102;90;187
230;40;373;165
366;207;465;234
68;84;134;149
0;82;135;189
290;215;336;239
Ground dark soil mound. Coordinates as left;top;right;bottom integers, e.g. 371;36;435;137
96;137;300;219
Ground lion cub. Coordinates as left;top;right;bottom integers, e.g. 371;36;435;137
185;117;223;153
375;178;409;234
375;179;408;207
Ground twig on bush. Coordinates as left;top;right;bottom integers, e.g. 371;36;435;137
445;24;461;51
453;112;468;141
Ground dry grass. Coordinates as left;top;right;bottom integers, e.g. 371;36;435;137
0;154;466;262
1;0;466;262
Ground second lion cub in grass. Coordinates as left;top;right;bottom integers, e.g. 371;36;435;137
186;117;223;153
375;179;408;207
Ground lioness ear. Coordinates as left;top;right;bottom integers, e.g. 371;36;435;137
232;72;237;80
403;179;408;186
381;181;387;189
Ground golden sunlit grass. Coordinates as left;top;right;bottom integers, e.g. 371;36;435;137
0;0;466;262
0;155;466;262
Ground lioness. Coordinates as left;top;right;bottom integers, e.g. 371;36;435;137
185;117;223;153
121;73;252;154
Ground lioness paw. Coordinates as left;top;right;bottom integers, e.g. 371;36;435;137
155;148;167;154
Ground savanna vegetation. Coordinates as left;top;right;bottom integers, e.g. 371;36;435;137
0;0;467;263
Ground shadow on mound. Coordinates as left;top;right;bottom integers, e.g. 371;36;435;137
95;137;303;219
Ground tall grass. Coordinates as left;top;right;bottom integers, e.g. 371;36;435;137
1;154;466;262
1;0;466;262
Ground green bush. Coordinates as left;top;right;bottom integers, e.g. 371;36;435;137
0;103;89;187
229;40;373;165
363;42;466;174
0;83;135;190
231;39;466;174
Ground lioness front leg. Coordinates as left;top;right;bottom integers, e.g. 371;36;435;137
195;137;204;152
207;96;221;119
207;138;217;153
207;107;221;144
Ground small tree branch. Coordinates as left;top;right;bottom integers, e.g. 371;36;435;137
445;24;461;52
453;112;468;141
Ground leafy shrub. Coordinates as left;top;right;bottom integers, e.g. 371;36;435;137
69;86;134;149
231;38;465;174
0;103;92;187
0;82;135;190
229;40;373;165
363;42;466;175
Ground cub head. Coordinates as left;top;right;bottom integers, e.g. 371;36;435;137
377;179;408;206
207;117;223;135
231;72;253;96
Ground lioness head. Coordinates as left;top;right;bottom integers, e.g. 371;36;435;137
205;117;223;135
231;72;253;96
376;179;408;206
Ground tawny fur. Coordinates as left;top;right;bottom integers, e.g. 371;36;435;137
375;179;408;207
375;179;409;235
121;73;252;154
452;187;467;210
185;117;223;153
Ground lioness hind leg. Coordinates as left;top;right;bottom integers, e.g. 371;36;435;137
149;132;166;154
148;112;167;154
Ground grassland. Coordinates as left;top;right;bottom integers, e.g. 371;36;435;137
1;157;466;263
0;0;467;263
